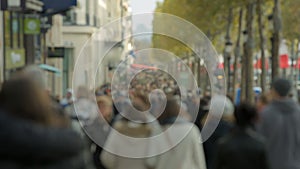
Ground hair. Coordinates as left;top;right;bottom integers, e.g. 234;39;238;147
22;65;46;89
0;73;67;127
234;103;257;128
158;97;180;124
257;93;270;105
97;95;113;106
271;78;292;97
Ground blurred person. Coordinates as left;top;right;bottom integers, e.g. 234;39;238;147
93;95;114;169
70;86;107;169
256;93;270;113
0;72;86;168
72;86;98;125
23;65;67;117
0;73;68;127
61;88;74;108
215;103;269;169
100;92;160;169
195;97;210;130
22;65;46;89
97;95;114;123
202;95;234;169
257;78;300;169
150;97;206;169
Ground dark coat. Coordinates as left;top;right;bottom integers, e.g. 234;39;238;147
257;99;300;169
203;120;232;169
0;110;85;169
215;127;269;169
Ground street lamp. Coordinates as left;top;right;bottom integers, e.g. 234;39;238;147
267;15;274;32
225;41;233;53
242;30;248;43
225;41;233;93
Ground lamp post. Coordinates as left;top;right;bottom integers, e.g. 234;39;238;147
241;30;248;101
225;41;233;93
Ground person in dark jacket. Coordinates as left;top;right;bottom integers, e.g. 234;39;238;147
257;78;300;169
203;96;234;169
215;103;269;169
0;110;85;169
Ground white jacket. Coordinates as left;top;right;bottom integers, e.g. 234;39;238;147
101;121;206;169
152;123;207;169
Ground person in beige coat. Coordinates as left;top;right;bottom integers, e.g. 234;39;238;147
101;92;159;169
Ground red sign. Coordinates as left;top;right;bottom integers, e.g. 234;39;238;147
280;54;289;69
254;58;269;69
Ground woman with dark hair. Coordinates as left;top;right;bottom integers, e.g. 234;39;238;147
215;103;269;169
0;71;85;169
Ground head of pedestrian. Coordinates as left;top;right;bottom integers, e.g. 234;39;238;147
157;96;180;125
0;71;68;127
234;103;257;128
270;78;292;100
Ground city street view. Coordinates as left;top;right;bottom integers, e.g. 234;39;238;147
0;0;300;169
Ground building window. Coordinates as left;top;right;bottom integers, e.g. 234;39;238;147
85;0;89;25
63;10;77;25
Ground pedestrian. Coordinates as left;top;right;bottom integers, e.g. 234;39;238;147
215;103;269;169
153;97;207;169
203;95;234;169
61;88;74;108
256;93;270;113
0;72;85;168
0;72;68;127
93;95;114;169
100;92;159;169
257;78;300;169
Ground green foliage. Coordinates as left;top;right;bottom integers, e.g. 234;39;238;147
282;0;300;40
152;0;300;57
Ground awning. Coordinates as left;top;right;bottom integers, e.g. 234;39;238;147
39;64;61;74
41;0;77;16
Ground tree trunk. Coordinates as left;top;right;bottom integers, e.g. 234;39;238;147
224;8;233;95
233;8;243;102
197;58;201;88
257;0;266;92
294;39;300;101
272;0;282;82
245;3;255;104
241;43;247;102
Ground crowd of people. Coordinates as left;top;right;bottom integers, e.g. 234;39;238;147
0;65;299;169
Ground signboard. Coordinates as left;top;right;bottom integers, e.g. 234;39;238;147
5;48;25;69
24;17;41;34
48;47;65;58
42;0;77;15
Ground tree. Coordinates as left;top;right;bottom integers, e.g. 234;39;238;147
257;0;267;92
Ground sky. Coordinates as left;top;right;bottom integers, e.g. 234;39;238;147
131;0;162;14
130;0;163;35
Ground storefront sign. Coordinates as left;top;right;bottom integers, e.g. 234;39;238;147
5;48;25;69
48;47;65;58
24;18;41;34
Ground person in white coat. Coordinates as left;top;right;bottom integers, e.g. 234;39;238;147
152;97;207;169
